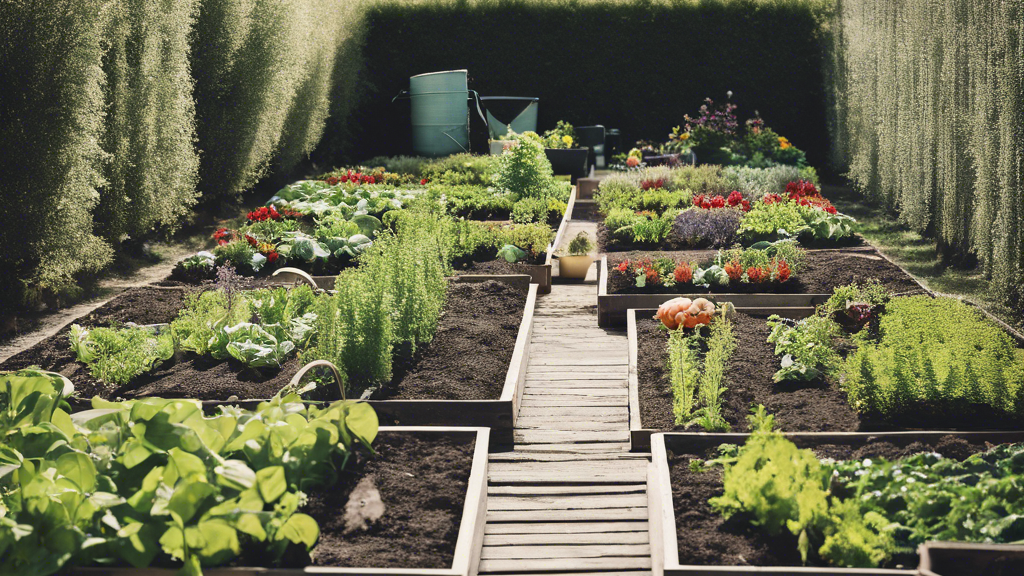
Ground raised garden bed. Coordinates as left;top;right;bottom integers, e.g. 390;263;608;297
452;186;577;294
628;301;1024;451
648;431;1024;576
597;221;867;254
75;426;489;576
598;248;928;327
918;542;1024;576
0;281;536;444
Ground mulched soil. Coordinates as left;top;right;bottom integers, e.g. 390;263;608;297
636;313;862;433
1;280;526;404
597;222;866;253
303;431;474;569
453;259;539;276
666;435;992;570
385;280;526;401
606;248;926;295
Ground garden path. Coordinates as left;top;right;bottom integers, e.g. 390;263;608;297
480;219;653;575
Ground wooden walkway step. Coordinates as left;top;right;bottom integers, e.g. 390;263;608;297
480;233;652;575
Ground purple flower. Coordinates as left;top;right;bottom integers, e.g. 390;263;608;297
672;209;743;248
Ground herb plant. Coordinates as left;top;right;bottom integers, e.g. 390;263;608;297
842;295;1024;420
667;328;701;424
766;315;842;382
692;317;735;431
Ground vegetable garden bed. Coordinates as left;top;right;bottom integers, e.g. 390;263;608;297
0;281;536;444
599;247;928;327
648;431;1024;575
628;294;1024;450
74;426;489;576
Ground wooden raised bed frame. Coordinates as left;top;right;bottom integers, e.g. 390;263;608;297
918;541;1024;576
75;426;490;576
598;256;826;327
648;431;1024;576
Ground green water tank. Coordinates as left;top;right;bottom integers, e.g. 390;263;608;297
409;70;470;157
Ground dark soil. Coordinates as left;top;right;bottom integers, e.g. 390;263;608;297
597;222;866;253
453;259;539;275
304;431;474;569
636;314;862;433
606;248;926;295
2;280;526;404
667;435;992;570
385;280;526;401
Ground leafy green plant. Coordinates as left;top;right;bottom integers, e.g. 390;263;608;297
420;153;498;186
667;328;701;424
766;315;842;382
693;316;735;431
69;324;174;386
739;200;809;239
822;282;891;317
170;289;252;357
0;369;377;575
493;131;561;200
511;196;548;224
842;296;1024;420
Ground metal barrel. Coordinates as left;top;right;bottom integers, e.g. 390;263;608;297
409;70;470;157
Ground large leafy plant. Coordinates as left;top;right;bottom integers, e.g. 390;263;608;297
766;315;842;382
0;370;377;575
69;324;174;386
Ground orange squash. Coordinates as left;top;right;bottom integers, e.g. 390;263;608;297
656;297;716;330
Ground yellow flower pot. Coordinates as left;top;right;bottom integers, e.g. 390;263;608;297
558;255;595;279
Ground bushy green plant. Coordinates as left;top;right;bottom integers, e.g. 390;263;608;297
739;201;809;239
822;281;891;317
493;132;558;199
842;296;1024;420
431;184;514;220
541;120;577;149
69;325;174;386
333;266;393;390
511;196;549;224
606;209;673;244
0;370;377;575
723;165;806;198
766;315;842;382
565;231;595;256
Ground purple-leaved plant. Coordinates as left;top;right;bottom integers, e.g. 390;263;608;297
672;209;744;248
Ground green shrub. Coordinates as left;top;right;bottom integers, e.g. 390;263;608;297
431;184;514;220
0;0;113;306
170;289;253;356
723;165;805;198
69;324;174;385
96;0;200;244
493;134;559;199
511;197;548;224
421;153;499;186
842;296;1024;419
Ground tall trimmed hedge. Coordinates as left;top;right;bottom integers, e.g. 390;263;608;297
828;0;1024;306
98;0;201;243
0;0;112;305
325;0;834;167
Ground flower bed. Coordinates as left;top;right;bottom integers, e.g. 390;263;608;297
598;247;927;327
649;431;1024;575
628;288;1024;450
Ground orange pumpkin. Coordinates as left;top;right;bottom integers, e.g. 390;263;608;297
656;297;716;330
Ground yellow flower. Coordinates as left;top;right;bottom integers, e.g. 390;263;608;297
680;132;690;141
778;137;792;150
562;135;573;148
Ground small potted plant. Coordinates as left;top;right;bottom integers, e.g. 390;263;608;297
557;231;596;279
541;120;589;180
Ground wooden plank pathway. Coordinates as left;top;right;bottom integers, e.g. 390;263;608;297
481;221;652;575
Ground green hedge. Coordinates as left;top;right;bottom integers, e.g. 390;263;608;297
98;0;200;243
322;0;834;167
0;0;113;305
828;0;1024;306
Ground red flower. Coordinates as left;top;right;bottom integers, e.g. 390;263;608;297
617;260;630;273
741;200;751;212
710;195;726;209
420;178;429;185
826;205;837;214
747;266;769;283
213;228;233;245
267;251;279;264
325;176;340;186
701;199;712;210
674;262;693;284
763;193;784;205
727;191;743;207
775;259;791;282
693;194;705;208
245;234;258;247
724;260;743;281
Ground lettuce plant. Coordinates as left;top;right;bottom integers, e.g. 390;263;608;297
69;324;174;386
0;370;377;575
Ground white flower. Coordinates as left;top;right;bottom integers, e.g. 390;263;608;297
251;253;267;271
